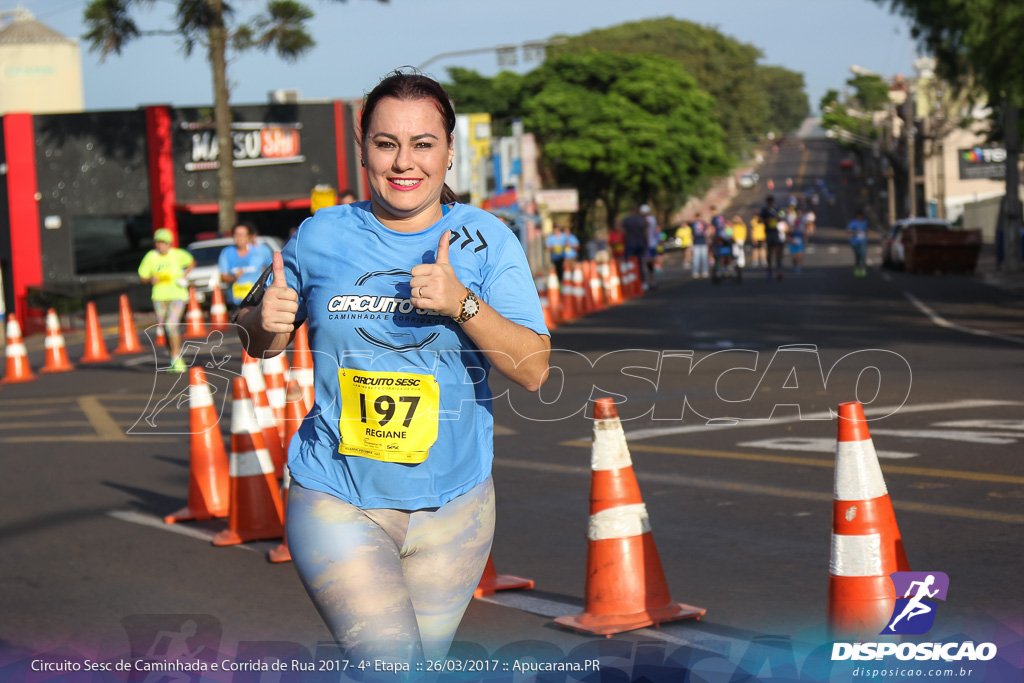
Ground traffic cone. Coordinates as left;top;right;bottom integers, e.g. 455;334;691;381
262;352;288;448
211;377;285;546
243;351;286;478
38;309;75;374
80;302;112;364
560;267;577;322
620;258;636;299
827;401;911;639
608;259;624;305
572;262;588;315
155;325;166;347
1;318;36;384
546;269;563;324
113;294;143;355
289;322;315;413
630;256;644;297
536;275;557;331
209;287;230;332
554;398;705;635
164;367;231;523
183;287;206;339
269;381;307;564
586;260;606;312
474;555;534;598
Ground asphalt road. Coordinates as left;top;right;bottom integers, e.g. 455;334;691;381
2;137;1022;682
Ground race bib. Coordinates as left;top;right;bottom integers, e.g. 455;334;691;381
232;282;253;301
338;368;440;463
155;270;174;285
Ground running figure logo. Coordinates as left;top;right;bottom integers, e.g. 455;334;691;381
883;571;950;635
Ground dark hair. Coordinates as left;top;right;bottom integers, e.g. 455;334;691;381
361;70;459;205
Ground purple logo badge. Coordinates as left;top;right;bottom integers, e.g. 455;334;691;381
883;571;950;635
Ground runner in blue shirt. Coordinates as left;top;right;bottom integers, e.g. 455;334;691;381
847;209;870;277
218;222;273;305
236;71;551;666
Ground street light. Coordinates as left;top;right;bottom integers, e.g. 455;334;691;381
416;38;566;72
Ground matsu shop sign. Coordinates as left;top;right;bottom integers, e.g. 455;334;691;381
182;121;305;172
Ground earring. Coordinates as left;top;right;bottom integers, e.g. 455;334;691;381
360;159;365;167
448;161;453;170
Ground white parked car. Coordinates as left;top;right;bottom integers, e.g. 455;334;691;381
739;172;759;189
185;235;283;304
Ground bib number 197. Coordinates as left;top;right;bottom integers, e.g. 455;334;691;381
338;369;439;463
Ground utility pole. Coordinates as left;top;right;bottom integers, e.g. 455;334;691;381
998;102;1021;272
886;103;897;226
906;96;916;218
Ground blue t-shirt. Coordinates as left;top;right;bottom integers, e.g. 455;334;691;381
847;218;869;245
563;233;579;261
691;220;708;246
219;244;274;304
546;232;567;261
279;202;548;509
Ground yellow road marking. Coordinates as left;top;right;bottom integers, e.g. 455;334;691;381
796;147;809;186
77;395;128;441
495;458;1024;525
561;440;1024;486
0;408;66;418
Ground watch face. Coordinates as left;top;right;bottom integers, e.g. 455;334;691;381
463;295;480;316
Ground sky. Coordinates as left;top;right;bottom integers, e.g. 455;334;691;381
15;0;920;116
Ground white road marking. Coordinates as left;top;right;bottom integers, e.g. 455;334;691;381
870;429;1018;445
618;399;1021;442
107;510;278;553
934;419;1024;431
737;437;917;459
476;592;746;656
905;291;1024;345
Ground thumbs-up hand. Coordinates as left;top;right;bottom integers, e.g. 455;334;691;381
410;230;465;318
260;251;299;334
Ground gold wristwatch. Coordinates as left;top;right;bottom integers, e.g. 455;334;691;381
452;289;480;324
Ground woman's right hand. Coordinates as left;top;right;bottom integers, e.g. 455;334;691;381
260;252;298;334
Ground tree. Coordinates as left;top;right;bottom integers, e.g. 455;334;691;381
759;65;811;134
84;0;386;236
876;0;1024;269
846;73;891;112
443;67;523;135
519;52;731;235
548;18;781;155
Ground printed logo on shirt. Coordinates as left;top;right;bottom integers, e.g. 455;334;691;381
326;270;450;352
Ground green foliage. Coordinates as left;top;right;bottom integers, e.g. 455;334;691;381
443;67;524;135
520;52;731;232
846;73;890;111
548;17;803;152
877;0;1024;106
758;65;811;133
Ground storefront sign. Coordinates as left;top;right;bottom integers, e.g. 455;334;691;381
958;146;1006;180
535;189;579;213
182;122;305;171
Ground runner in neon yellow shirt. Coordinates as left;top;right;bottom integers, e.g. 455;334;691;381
138;228;194;372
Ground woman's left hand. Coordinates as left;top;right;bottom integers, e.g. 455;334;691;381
410;230;465;318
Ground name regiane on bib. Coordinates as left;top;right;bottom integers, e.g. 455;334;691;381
337;368;440;464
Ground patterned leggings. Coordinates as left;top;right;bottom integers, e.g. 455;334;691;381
286;478;495;664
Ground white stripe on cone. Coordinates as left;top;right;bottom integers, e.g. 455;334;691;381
44;336;65;350
835;439;888;500
591;419;634;471
230;448;276;477
243;361;267;393
190;382;215;408
588;503;652;541
231;398;260;436
830;532;883;576
6;343;27;356
291;368;314;386
254;405;276;430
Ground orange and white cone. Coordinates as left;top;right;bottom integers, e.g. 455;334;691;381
289;322;315;413
2;318;36;384
535;275;557;331
183;287;206;339
546;269;563;324
572;263;588;315
554;398;705;635
211;377;285;546
39;309;75;374
165;367;231;523
80;302;112;364
607;259;624;305
586;260;606;312
209;286;230;332
262;353;288;448
113;294;143;355
827;401;911;639
560;267;577;322
243;351;285;478
474;555;534;598
269;381;307;564
619;259;635;300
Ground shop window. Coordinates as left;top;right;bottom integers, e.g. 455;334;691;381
73;215;152;275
